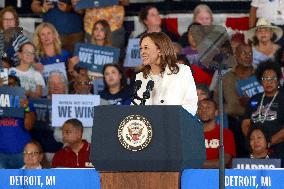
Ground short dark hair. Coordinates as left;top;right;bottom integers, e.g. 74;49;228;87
64;119;83;133
198;98;217;110
246;124;270;153
139;6;156;27
255;60;282;83
8;75;21;86
196;84;210;98
176;54;190;66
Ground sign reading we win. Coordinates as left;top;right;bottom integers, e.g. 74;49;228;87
74;43;120;73
51;94;100;127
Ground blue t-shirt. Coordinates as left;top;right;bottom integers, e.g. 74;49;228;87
39;49;71;66
0;102;35;154
43;1;83;34
99;86;133;105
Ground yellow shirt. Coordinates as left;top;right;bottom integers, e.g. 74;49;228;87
84;5;125;34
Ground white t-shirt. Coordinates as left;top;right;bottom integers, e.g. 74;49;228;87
9;67;46;92
251;0;284;25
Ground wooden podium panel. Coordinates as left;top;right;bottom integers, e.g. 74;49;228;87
100;172;180;189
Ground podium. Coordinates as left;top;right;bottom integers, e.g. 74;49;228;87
91;105;205;189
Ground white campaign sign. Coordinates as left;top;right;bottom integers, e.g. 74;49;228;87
52;94;100;127
43;62;67;81
124;38;141;67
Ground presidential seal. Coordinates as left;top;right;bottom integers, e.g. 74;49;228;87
118;115;153;151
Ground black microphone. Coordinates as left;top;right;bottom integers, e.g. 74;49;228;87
141;80;155;105
134;80;142;95
131;80;142;105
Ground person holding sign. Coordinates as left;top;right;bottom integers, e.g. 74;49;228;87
134;32;198;115
9;42;45;98
0;75;36;169
91;19;112;47
242;60;284;164
68;19;114;80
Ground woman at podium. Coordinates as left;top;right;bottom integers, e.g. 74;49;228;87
133;32;198;115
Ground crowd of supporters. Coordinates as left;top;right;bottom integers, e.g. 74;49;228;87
1;0;284;169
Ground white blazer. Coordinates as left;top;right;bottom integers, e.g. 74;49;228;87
134;64;198;115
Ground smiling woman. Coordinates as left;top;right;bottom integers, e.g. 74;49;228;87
133;32;198;115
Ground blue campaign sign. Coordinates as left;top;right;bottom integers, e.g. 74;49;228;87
124;38;141;67
0;86;25;118
236;76;263;97
0;169;100;189
30;98;51;124
74;43;120;73
75;0;119;10
182;169;284;189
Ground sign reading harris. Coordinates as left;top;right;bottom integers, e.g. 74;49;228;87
74;43;120;73
75;0;118;10
52;94;100;127
0;86;25;118
124;38;141;67
236;76;264;97
232;158;281;169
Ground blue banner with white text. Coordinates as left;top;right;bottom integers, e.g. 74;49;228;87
182;169;284;189
0;169;100;189
0;86;25;118
74;43;120;73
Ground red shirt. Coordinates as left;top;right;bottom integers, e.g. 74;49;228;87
52;140;91;168
204;125;236;160
191;64;212;86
